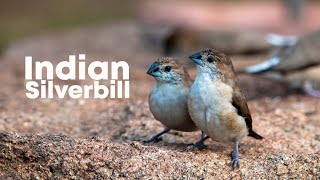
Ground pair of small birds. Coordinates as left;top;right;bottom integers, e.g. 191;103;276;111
146;48;263;169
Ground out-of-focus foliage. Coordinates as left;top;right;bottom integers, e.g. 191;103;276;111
0;0;138;53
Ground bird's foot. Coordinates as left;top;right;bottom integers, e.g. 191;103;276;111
185;133;209;151
185;141;207;151
143;128;170;144
192;140;207;150
143;136;163;143
231;151;240;169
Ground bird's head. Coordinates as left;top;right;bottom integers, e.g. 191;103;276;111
147;57;190;85
189;48;235;81
189;48;233;72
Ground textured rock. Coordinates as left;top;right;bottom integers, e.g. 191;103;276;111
0;132;319;179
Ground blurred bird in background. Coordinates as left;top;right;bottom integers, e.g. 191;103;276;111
246;30;320;97
244;0;320;97
163;27;273;56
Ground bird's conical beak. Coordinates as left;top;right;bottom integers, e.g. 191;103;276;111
189;52;204;67
146;63;162;77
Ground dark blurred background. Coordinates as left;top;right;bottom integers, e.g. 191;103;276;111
2;0;320;54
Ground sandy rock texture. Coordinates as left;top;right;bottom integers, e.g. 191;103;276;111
0;132;319;179
0;21;319;179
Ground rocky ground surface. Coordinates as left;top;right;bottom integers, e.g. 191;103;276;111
0;21;319;179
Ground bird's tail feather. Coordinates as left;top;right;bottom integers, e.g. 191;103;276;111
248;130;263;139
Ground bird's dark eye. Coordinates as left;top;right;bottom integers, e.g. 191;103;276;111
164;66;172;72
207;56;215;63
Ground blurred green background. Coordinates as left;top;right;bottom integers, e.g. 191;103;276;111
0;0;138;54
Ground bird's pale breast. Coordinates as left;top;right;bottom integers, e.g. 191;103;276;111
189;72;247;142
149;82;197;132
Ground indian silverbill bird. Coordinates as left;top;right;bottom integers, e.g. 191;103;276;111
188;49;263;169
145;57;206;147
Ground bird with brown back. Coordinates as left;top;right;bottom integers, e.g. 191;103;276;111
188;49;263;169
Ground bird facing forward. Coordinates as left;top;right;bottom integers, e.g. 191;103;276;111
146;57;206;145
188;49;263;169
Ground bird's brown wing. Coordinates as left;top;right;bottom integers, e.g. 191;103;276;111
232;87;252;129
232;87;263;139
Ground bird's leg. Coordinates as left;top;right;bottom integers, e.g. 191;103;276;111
201;131;206;139
187;131;209;150
231;141;240;169
195;131;209;148
143;128;170;143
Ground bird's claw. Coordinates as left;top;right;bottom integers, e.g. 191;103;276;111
193;141;207;150
185;141;207;151
143;128;170;144
143;137;163;143
231;151;240;169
